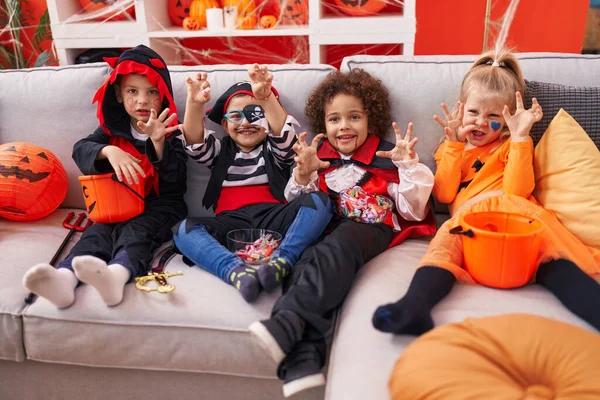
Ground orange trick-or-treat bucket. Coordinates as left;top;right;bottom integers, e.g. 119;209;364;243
78;173;145;224
449;211;543;289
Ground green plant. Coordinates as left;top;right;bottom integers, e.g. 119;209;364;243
0;0;55;69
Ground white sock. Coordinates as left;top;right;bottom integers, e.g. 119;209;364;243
23;264;78;309
72;256;131;306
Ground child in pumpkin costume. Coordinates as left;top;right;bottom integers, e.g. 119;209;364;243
373;48;600;336
23;45;187;308
247;69;436;397
172;64;333;303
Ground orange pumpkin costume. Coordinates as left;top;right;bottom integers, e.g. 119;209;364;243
419;137;600;284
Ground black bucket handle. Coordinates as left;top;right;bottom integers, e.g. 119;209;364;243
449;225;474;238
111;173;146;203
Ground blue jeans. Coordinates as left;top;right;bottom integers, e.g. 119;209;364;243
173;193;333;283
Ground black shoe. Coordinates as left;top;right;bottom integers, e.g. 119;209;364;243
278;350;325;398
248;309;305;365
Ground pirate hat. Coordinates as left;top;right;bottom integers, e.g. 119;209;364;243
206;81;279;124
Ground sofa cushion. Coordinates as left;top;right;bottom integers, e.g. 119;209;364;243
22;255;284;378
0;208;87;361
340;53;600;173
525;80;600;147
389;314;600;400
325;240;598;400
533;109;600;251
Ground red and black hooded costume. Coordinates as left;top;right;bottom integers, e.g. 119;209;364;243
63;45;187;278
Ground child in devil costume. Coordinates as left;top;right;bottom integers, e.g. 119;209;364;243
23;45;187;308
247;69;437;397
172;64;333;303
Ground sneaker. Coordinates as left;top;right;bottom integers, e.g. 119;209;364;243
258;257;291;292
279;351;326;398
248;309;305;365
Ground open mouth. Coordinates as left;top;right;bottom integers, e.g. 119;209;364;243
471;130;486;138
336;134;356;142
136;109;150;116
236;128;259;136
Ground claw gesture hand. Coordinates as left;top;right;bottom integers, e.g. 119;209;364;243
137;108;179;143
293;132;330;185
433;102;472;143
185;72;211;104
248;63;274;100
375;122;418;161
502;91;543;142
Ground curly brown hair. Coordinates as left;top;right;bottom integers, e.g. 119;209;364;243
305;69;392;138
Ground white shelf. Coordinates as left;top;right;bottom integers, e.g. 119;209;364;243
46;0;416;65
148;25;309;39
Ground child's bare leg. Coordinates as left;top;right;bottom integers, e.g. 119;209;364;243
537;258;600;331
23;265;78;308
372;266;455;335
73;255;130;306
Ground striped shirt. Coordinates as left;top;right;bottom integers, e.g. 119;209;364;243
182;115;298;187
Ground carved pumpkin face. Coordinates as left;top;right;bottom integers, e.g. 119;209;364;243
281;0;308;25
237;15;258;29
168;0;193;26
260;15;278;29
78;0;135;21
183;17;201;30
333;0;386;16
0;142;68;222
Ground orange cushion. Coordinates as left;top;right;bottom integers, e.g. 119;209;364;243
389;314;600;400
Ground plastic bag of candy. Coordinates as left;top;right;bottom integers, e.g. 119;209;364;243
338;186;393;224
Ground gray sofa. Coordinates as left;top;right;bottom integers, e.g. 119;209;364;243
1;53;599;400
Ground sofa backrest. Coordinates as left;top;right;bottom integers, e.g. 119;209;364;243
340;53;600;171
0;63;335;217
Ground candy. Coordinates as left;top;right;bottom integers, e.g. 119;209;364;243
235;233;280;265
338;186;393;224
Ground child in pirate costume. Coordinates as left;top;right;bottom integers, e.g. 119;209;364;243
173;64;333;303
247;69;437;397
23;45;187;308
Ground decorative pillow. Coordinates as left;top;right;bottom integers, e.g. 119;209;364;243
533;109;600;250
389;314;600;400
525;80;600;148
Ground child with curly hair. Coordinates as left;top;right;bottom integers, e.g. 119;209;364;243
248;69;436;397
373;48;600;336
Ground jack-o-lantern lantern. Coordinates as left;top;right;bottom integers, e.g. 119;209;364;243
281;0;308;25
260;15;277;29
223;0;257;19
333;0;386;17
0;142;68;222
237;14;258;29
168;0;194;26
78;0;135;21
183;16;201;30
189;0;221;28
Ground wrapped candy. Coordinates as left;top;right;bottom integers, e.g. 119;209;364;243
338;186;393;224
234;233;280;265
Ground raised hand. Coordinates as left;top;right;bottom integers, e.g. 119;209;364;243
433;102;470;143
293;132;330;185
185;72;211;104
502;92;543;142
375;122;419;162
103;146;146;185
248;63;274;100
137;108;179;143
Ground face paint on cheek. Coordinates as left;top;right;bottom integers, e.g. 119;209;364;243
153;99;161;109
491;121;502;132
126;98;135;113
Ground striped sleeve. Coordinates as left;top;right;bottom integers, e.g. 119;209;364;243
267;115;299;169
179;129;222;168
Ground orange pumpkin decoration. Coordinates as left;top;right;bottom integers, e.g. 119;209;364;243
333;0;386;17
168;0;194;26
281;0;308;25
183;16;201;30
189;0;221;28
0;142;68;222
78;0;135;21
260;15;278;29
237;15;258;29
78;173;145;224
223;0;257;18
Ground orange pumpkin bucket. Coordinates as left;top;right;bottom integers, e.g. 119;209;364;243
78;173;145;224
449;211;543;289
